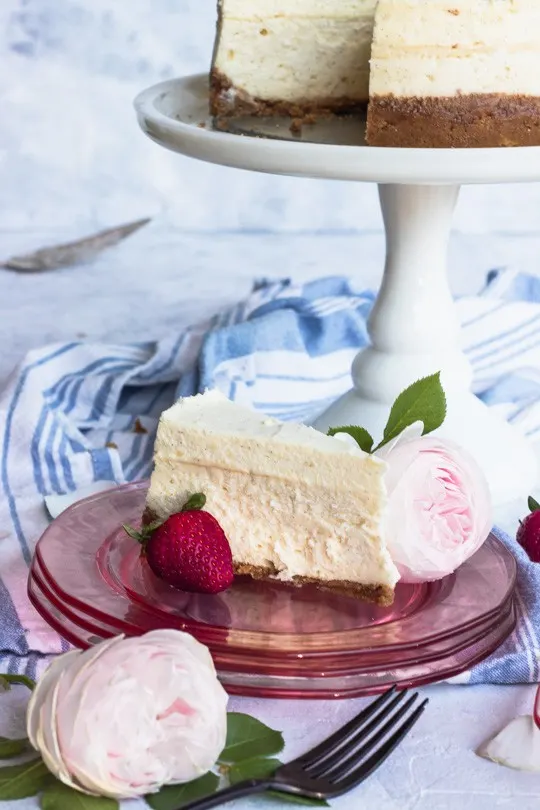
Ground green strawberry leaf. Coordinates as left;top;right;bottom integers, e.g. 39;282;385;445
41;782;118;810
528;496;540;513
0;737;30;759
327;426;374;454
376;372;447;451
182;493;207;512
228;757;328;806
0;674;36;692
219;714;284;764
122;524;146;543
145;772;219;810
0;758;55;800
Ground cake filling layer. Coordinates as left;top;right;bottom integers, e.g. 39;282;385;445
370;0;540;98
212;1;377;115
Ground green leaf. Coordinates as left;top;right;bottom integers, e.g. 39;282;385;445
122;524;146;543
327;426;374;454
219;714;284;764
0;673;36;692
145;772;219;810
0;736;30;759
0;758;54;800
41;782;118;810
376;372;447;451
228;756;281;784
182;493;207;512
529;496;540;513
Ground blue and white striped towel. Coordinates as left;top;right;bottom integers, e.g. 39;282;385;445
1;268;539;682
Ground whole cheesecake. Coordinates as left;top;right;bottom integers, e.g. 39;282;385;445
210;0;378;118
367;0;540;148
144;391;399;606
210;0;540;148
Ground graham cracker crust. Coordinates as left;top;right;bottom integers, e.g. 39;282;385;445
210;69;367;121
367;93;540;148
142;508;394;606
234;562;395;607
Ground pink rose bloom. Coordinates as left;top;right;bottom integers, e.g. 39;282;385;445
27;630;228;799
375;425;492;583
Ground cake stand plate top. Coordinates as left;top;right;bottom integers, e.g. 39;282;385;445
135;74;540;185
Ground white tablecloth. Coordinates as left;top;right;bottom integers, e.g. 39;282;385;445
2;228;540;809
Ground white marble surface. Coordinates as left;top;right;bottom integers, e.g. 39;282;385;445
1;226;540;809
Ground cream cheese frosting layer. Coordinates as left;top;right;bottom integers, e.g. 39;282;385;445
146;391;399;591
370;0;540;98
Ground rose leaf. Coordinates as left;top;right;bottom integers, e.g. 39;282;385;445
219;713;284;763
327;426;374;454
145;772;219;810
0;736;30;759
376;372;447;451
0;758;55;800
41;781;118;810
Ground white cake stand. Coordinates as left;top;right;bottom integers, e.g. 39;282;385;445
135;74;540;504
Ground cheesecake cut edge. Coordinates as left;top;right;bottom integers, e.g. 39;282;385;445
210;68;368;120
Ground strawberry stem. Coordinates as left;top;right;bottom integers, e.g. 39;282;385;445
182;493;206;512
123;518;163;546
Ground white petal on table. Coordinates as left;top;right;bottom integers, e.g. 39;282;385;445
478;715;540;772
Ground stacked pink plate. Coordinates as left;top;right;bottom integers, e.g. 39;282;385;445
29;482;517;699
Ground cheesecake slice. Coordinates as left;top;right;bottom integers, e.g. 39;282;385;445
367;0;540;148
144;391;399;606
211;0;378;119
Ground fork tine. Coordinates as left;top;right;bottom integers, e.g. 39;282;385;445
333;698;429;793
294;686;400;768
317;692;420;780
307;691;415;777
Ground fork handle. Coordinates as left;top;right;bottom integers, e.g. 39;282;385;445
179;778;273;810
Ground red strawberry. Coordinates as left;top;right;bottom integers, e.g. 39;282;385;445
516;495;540;563
124;494;234;594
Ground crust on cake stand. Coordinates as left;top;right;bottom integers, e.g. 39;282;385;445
134;74;540;505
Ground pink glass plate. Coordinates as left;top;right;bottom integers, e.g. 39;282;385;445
28;481;517;697
28;565;517;699
29;552;514;676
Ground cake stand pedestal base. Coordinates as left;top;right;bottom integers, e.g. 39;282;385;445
313;184;537;505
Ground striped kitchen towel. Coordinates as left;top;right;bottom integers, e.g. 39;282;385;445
0;268;539;681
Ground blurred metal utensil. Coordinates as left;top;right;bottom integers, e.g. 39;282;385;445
1;217;151;273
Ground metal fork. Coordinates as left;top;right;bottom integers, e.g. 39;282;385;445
180;686;428;809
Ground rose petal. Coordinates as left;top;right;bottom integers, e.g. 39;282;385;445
478;715;540;772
